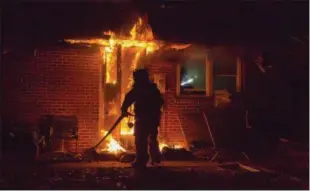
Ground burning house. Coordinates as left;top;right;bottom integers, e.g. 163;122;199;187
2;15;245;155
2;3;308;158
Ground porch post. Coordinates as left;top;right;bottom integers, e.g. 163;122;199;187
206;53;213;96
98;49;105;142
115;45;122;141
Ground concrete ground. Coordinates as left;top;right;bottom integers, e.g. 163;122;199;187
50;161;219;168
1;138;308;189
0;160;308;189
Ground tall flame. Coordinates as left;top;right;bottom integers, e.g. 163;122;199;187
65;15;190;153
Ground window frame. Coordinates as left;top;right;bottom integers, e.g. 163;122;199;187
176;52;242;97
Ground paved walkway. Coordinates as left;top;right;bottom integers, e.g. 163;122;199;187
51;161;219;169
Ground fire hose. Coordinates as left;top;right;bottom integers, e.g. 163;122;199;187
84;112;134;161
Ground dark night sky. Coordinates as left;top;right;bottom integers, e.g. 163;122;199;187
2;0;309;49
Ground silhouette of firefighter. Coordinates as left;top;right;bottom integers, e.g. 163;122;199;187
121;68;164;168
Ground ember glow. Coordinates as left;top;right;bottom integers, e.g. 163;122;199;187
159;143;168;151
120;117;134;135
159;143;183;152
100;129;126;154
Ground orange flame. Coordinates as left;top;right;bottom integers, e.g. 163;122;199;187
159;143;168;152
159;143;184;152
65;16;190;152
65;16;191;85
100;129;126;154
120;126;134;135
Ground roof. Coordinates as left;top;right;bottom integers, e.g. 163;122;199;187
148;2;308;45
3;2;308;49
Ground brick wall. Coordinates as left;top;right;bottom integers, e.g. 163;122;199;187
2;46;102;151
148;60;214;147
3;45;218;151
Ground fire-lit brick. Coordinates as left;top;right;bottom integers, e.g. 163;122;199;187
3;46;102;151
3;41;221;151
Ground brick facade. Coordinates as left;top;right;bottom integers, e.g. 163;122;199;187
3;45;230;151
3;46;102;151
148;61;215;147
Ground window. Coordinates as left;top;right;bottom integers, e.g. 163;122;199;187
213;57;237;93
176;47;242;97
213;74;236;93
180;56;206;95
213;53;242;94
176;49;212;96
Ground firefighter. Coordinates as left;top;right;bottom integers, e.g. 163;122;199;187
121;68;164;168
